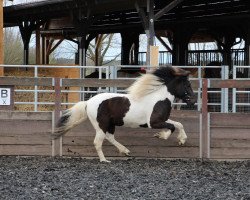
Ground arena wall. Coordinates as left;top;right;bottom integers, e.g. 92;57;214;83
0;110;249;159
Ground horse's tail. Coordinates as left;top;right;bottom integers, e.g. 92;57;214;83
52;101;88;139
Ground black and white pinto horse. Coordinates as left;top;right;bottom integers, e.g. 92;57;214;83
54;66;196;162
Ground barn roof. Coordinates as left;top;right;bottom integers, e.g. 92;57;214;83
4;0;250;35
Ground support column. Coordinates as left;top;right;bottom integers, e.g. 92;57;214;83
221;35;235;74
121;33;132;65
36;29;41;65
244;25;250;72
19;21;35;65
42;36;45;64
121;32;140;65
45;38;50;64
78;35;86;67
172;27;193;66
23;41;29;65
134;35;139;65
172;32;188;65
0;0;4;75
146;0;155;66
135;0;156;66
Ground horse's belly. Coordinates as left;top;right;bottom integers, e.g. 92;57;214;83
123;110;147;128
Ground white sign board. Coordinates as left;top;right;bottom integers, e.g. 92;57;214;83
0;88;11;105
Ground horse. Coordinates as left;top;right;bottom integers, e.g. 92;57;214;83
53;66;196;162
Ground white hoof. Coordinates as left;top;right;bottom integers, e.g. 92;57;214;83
154;130;171;140
178;135;187;145
119;148;131;156
100;159;111;163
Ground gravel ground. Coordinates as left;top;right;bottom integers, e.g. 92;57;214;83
0;156;249;200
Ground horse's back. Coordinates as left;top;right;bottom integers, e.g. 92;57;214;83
86;93;127;118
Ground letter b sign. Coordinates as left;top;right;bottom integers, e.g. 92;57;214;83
0;88;11;105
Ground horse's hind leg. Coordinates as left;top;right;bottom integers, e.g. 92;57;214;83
167;119;187;145
94;130;110;163
106;133;130;156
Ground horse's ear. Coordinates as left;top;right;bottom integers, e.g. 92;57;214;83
172;68;190;76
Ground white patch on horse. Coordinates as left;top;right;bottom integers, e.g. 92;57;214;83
124;86;174;128
127;73;164;100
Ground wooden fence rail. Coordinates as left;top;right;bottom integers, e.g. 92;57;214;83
0;77;250;159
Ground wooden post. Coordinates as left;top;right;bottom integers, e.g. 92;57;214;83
150;45;159;67
42;36;45;64
36;29;41;65
0;0;4;75
146;0;155;66
52;78;62;156
201;79;210;159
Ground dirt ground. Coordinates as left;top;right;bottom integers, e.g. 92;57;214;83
0;156;249;200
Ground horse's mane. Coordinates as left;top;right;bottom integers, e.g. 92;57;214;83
126;73;164;100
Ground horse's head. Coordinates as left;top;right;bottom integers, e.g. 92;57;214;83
154;67;196;106
171;68;196;106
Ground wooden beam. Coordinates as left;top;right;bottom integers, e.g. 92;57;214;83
0;77;53;86
155;0;184;20
49;39;63;55
156;36;173;53
135;1;148;30
210;79;250;88
46;39;54;55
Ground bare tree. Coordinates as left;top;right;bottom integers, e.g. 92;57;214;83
4;28;37;65
4;28;23;64
87;34;121;66
54;34;121;66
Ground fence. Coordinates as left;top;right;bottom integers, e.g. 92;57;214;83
232;66;250;112
0;78;250;159
138;49;245;66
0;64;236;113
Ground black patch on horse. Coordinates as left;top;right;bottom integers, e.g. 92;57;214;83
139;123;148;128
153;66;176;85
97;97;131;134
153;66;181;97
150;98;175;132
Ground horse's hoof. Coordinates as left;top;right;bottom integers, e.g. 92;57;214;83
125;152;130;157
100;159;111;163
120;151;130;157
178;138;187;145
154;130;171;140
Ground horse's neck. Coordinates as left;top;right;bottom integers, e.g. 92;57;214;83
143;86;175;104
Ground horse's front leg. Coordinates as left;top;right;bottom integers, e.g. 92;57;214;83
166;119;187;145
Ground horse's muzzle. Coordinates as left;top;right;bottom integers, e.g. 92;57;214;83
184;95;196;106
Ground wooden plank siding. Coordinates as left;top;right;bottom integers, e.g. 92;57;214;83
210;113;250;159
0;110;250;159
0;111;52;156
